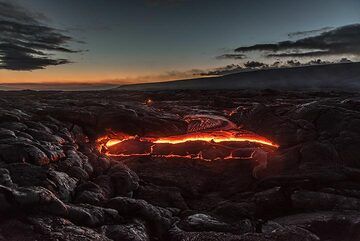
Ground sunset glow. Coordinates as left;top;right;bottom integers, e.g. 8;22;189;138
1;0;358;89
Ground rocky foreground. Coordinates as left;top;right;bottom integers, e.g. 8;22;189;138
0;89;360;241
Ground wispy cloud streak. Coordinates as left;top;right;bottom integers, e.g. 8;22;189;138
0;0;80;71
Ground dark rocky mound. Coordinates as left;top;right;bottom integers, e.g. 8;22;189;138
117;62;360;91
0;89;360;240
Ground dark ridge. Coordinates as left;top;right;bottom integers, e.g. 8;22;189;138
116;62;360;91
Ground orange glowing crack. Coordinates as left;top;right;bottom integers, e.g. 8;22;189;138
96;130;279;160
153;131;279;148
96;134;137;152
103;151;255;162
106;138;135;147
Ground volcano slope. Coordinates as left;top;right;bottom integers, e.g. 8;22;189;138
0;89;360;241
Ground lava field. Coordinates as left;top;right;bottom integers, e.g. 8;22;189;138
1;89;360;241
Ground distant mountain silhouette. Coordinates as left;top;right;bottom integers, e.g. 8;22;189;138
116;62;360;91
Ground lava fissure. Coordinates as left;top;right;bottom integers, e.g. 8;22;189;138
96;115;279;161
152;130;279;147
97;130;278;161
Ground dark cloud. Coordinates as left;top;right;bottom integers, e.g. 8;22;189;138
243;61;268;68
199;64;244;76
199;61;270;76
286;60;302;67
199;58;354;76
306;59;331;65
288;26;334;38
284;59;331;66
0;0;80;71
338;57;353;63
234;23;360;58
266;50;330;58
216;53;246;60
0;1;48;24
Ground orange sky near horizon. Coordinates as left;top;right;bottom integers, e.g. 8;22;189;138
0;62;212;85
0;72;123;84
1;0;359;88
0;69;183;85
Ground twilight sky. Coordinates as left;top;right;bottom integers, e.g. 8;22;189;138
0;0;359;85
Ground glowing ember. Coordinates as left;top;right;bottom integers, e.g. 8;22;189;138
145;98;154;106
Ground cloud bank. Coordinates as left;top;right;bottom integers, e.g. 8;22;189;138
199;58;353;76
0;0;79;71
233;23;360;58
288;26;334;38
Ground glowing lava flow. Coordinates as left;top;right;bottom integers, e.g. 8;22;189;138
153;130;279;148
96;133;136;153
96;113;279;160
96;130;279;161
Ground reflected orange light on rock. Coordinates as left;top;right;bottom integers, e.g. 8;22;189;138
96;133;136;152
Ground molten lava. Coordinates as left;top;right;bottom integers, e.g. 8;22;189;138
96;114;278;161
96;130;278;161
153;130;278;147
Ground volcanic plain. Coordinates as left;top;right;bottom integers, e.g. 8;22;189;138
0;89;360;241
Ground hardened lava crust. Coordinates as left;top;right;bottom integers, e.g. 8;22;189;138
0;89;360;241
